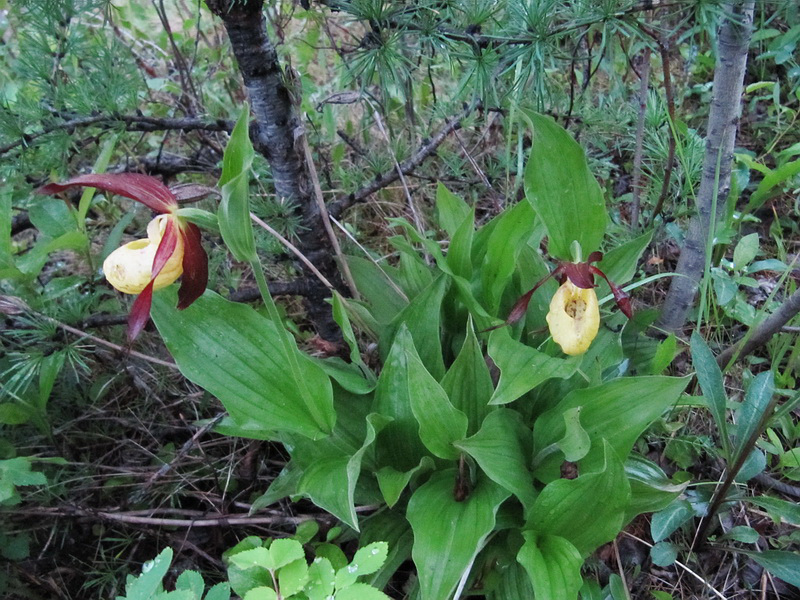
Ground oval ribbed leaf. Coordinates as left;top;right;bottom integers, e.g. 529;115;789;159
407;471;509;600
523;112;606;260
151;289;335;439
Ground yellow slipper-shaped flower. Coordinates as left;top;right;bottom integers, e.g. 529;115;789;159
103;214;185;294
546;279;600;356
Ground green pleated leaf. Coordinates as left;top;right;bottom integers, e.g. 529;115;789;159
691;332;731;459
441;319;494;436
455;409;537;512
523;112;607;260
596;230;653;293
28;198;77;239
486;561;534;600
377;457;434;508
151;289;335;440
346;256;408;325
407;471;509;600
488;328;578;405
533;376;690;479
480;199;536;315
558;408;590;463
358;510;414;591
517;532;583;600
447;207;475;280
313;357;375;395
436;183;471;238
297;413;388;531
218;104;256;262
392;237;433;297
624;455;688;523
400;327;467;460
372;328;429;471
380;275;447;381
527;441;630;557
333;292;366;367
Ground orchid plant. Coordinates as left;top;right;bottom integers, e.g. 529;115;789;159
34;110;691;599
38;174;209;341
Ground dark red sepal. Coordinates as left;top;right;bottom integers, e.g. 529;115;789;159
128;282;155;342
589;266;633;319
481;265;564;332
587;251;603;264
152;218;180;277
177;223;208;310
562;261;596;289
38;173;177;214
126;218;179;341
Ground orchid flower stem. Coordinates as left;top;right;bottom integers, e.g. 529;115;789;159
251;258;299;360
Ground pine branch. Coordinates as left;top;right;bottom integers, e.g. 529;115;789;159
0;114;233;157
109;152;221;177
319;0;690;49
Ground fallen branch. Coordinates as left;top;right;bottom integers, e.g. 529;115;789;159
6;506;311;527
328;101;476;218
78;280;315;329
716;286;800;369
752;472;800;500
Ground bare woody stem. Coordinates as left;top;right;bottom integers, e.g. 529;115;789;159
658;1;755;332
205;0;340;339
0;115;233;156
629;44;651;230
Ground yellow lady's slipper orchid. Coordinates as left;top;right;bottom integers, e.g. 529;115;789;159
39;173;208;341
546;279;600;356
103;215;185;294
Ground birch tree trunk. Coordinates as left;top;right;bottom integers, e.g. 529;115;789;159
658;0;755;332
205;0;340;340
